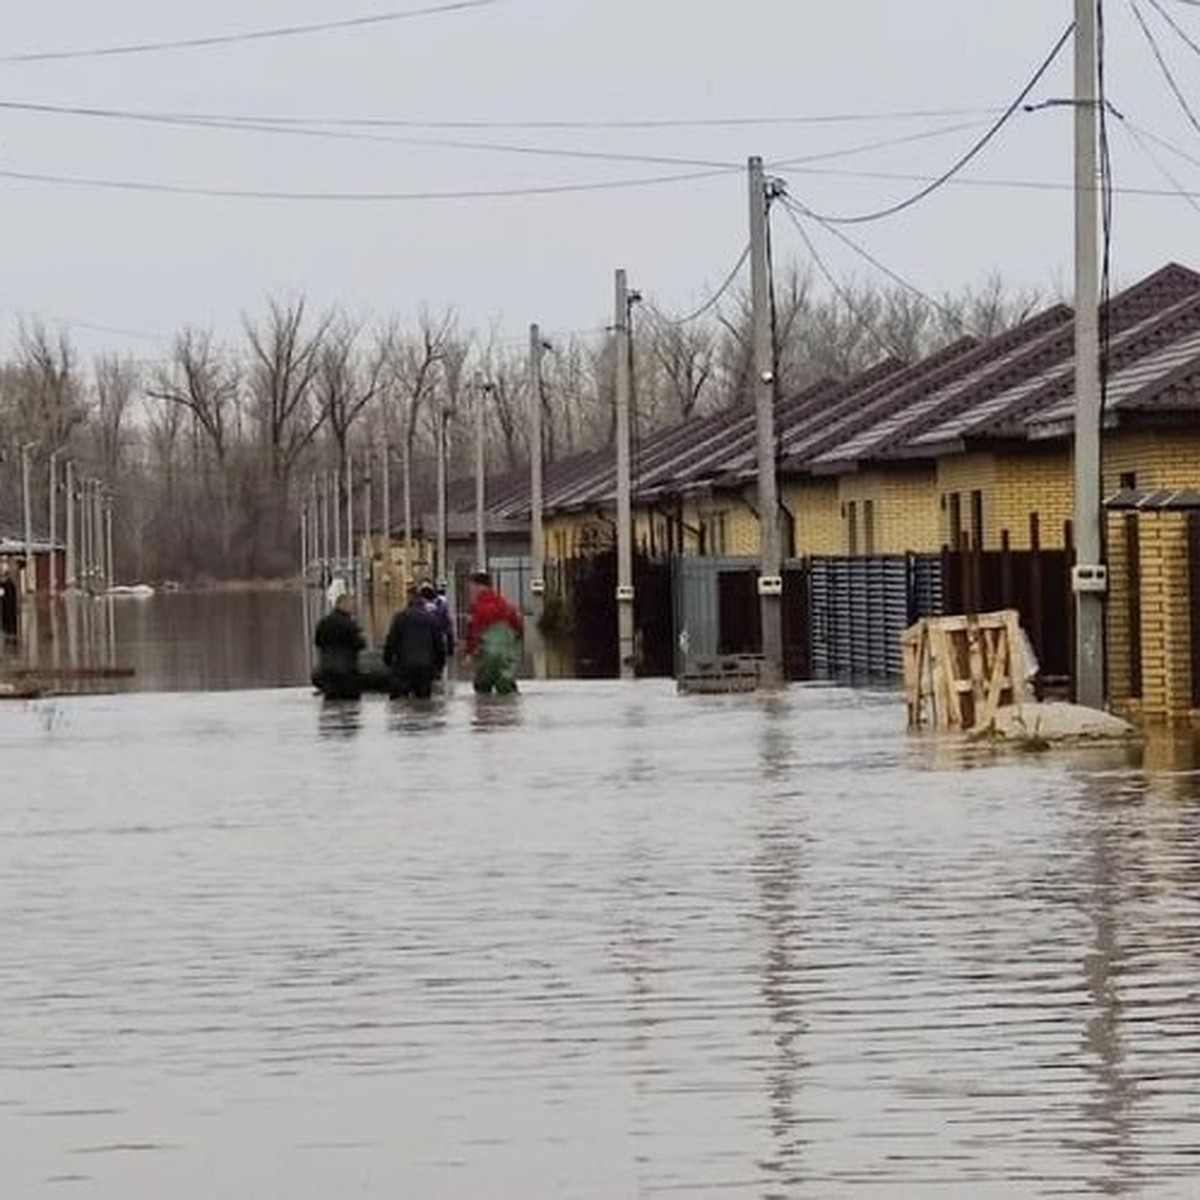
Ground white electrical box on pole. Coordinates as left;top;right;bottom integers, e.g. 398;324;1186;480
748;156;785;688
529;323;547;679
1073;0;1106;710
614;269;637;681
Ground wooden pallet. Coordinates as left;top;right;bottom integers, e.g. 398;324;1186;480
903;610;1032;732
678;654;763;695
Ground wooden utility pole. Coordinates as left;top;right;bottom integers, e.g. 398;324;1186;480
476;381;491;571
748;156;784;687
529;323;547;678
1073;0;1106;710
614;269;637;681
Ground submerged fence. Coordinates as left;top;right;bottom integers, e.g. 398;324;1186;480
551;547;1072;686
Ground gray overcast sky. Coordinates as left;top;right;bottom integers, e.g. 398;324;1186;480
1;0;1199;362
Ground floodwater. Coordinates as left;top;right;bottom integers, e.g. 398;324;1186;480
4;603;1200;1197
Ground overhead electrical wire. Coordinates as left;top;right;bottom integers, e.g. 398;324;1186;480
0;100;993;172
0;0;496;65
1129;0;1200;135
777;203;905;359
1144;0;1200;57
778;20;1075;225
780;195;964;329
0;99;1008;133
652;244;751;326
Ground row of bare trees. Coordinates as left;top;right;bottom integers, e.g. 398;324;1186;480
0;270;1043;583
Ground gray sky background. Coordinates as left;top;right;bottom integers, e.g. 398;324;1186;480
2;0;1199;363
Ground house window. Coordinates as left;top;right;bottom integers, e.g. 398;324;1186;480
863;499;876;556
847;501;859;556
1120;471;1137;491
947;492;963;550
970;490;984;551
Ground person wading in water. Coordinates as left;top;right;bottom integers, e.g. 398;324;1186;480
383;588;445;701
465;571;524;695
313;581;365;700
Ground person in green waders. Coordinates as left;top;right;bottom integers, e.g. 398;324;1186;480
465;571;524;695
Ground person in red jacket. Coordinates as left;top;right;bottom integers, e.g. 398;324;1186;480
466;571;524;695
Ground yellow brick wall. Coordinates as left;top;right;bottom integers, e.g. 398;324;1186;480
935;453;997;548
993;451;1073;549
785;480;841;556
1104;429;1200;491
833;470;941;554
1105;510;1134;711
1135;512;1194;722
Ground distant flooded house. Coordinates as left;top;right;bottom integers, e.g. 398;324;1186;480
0;534;66;596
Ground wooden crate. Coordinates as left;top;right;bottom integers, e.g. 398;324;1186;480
903;610;1032;732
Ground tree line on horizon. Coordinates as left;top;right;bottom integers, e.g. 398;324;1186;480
0;267;1044;583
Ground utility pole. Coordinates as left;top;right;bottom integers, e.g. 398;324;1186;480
48;448;63;596
345;451;355;589
749;156;785;688
333;465;343;576
300;502;309;584
529;323;547;678
21;442;34;596
104;491;115;590
614;269;637;681
476;381;490;571
320;473;331;585
436;399;448;587
94;483;107;591
362;453;372;591
381;442;392;590
1073;0;1106;710
402;429;414;591
65;459;77;592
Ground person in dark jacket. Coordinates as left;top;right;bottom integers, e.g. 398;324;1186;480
383;590;445;700
419;581;456;663
313;587;365;700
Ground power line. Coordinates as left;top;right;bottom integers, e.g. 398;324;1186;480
0;99;991;172
1144;0;1200;58
0;0;497;65
652;244;751;326
777;204;905;359
780;195;964;327
1122;119;1200;214
12;158;1200;204
0;101;1007;133
1129;0;1200;136
783;21;1075;225
0;163;743;202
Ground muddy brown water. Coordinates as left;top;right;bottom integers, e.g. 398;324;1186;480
2;593;1200;1196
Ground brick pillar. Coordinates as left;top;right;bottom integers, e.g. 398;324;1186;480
1138;513;1193;722
1105;511;1132;710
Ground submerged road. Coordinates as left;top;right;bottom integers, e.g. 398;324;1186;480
2;681;1198;1197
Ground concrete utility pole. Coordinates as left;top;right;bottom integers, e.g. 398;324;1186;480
21;442;35;596
1073;0;1106;710
93;483;106;591
48;448;63;597
300;503;309;584
345;452;355;588
529;323;547;678
436;400;448;587
333;466;343;574
403;431;414;592
614;269;637;681
320;473;331;584
104;492;115;590
362;453;372;589
476;381;491;571
65;459;77;591
381;442;392;588
748;156;785;687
